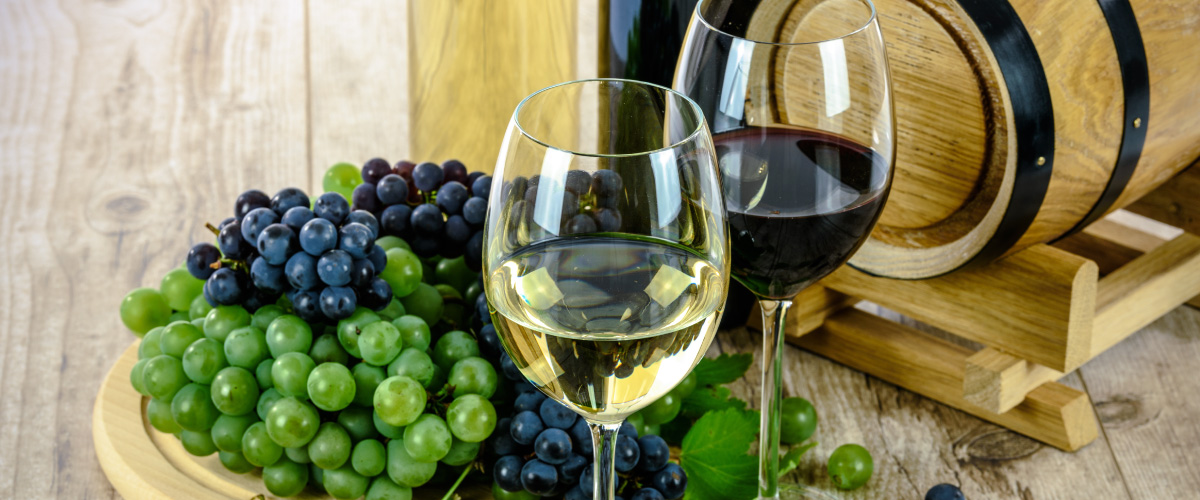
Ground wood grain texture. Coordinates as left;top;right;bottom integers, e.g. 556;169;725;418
1127;162;1200;236
964;348;1064;414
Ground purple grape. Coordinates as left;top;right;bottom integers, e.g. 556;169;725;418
361;158;392;185
235;190;270;220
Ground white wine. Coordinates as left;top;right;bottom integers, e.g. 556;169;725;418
488;235;725;421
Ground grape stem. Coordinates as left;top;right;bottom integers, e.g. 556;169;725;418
205;222;220;236
440;465;472;500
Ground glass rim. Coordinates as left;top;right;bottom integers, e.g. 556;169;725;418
694;0;877;46
512;78;710;159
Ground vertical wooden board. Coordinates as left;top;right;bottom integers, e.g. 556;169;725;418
0;0;308;498
1079;307;1200;498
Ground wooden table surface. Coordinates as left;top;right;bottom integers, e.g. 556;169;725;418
2;1;1198;499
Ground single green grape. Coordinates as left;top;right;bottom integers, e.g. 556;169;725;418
272;352;316;398
400;283;443;327
324;465;370;500
310;463;325;487
351;438;387;477
189;294;213;321
171;383;219;431
391;316;432;353
387;348;435;389
255;358;275;390
224;326;269;368
366;476;413;500
376;297;407;322
432;330;479;370
380;248;423;299
168;311;189;323
130;358;150;396
120;288;172;336
204;305;251;342
374;236;411;253
440;438;480;466
265;396;321;448
402;414;452;463
780;397;818;445
444;394;496;443
627;411;647;435
139;327;164;359
263;456;309;497
447;357;498;398
307;363;356;412
159;321;205;358
143;355;188;400
310;332;350;365
323;162;362;201
828;443;874;490
147;397;183;434
256;388;284;421
308;422;352;470
641;390;682;426
673;371;698;399
337;405;379;442
182;338;228;384
218;450;256;474
336;308;380;359
181;429;218;456
386;438;437;488
433;284;466;327
359;321;403;366
464;280;483;310
286;445;312;464
352;363;387;408
160;268;205;311
251;304;286;331
373;412;405;440
211;413;259;453
374;376;425;427
211;366;259;416
242;421;283;467
434;257;477;294
266;315;313;357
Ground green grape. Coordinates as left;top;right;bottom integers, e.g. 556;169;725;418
627;411;647;435
211;366;259;416
307;363;356;412
189;294;213;321
359;321;403;366
168;311;189;323
444;394;496;443
780;397;818;445
139;327;164;359
191;317;207;329
211;413;258;453
204;305;251;342
266;396;321;448
351;438;387;477
147;397;183;434
257;387;285;420
434;257;477;294
432;330;479;370
310;332;350;365
464;280;483;310
224;326;269;368
120;288;172;336
242;421;283;467
160;268;205;311
255;358;275;390
181;429;217;456
492;481;539;500
130;358;150;396
447;357;498;398
440;438;480;466
352;363;387;408
251;304;286;331
375;236;411;253
337;405;379;442
827;443;873;490
381;248;423;299
324;465;370;500
171;383;219;431
391;316;432;353
673;371;698;399
374;376;425;427
286;445;312;464
323;162;362;201
263;456;309;497
641;390;682;426
336;308;380;359
308;422;352;470
265;315;313;357
386;438;437;488
366;476;413;500
373;412;405;440
272;352;316;398
400;283;443;327
376;297;407;322
182;338;227;384
387;348;435;389
159;321;205;358
402;414;452;463
420;258;437;285
433;284;466;327
310;463;325;488
143;355;188;400
218;450;256;474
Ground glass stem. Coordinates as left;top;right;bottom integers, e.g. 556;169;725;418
757;299;791;500
589;420;623;500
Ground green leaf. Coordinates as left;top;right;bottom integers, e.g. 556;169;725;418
778;441;818;478
680;385;748;421
693;353;754;386
680;408;759;500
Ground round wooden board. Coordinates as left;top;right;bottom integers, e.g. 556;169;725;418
93;340;491;499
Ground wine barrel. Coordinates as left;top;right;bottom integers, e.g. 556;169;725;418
754;0;1200;278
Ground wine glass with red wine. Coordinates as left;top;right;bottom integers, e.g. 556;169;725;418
674;0;893;498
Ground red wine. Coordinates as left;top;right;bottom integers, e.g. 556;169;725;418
716;127;889;299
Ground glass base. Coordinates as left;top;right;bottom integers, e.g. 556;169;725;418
771;483;839;500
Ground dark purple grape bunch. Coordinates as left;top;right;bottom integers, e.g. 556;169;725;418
185;186;391;322
504;169;624;246
355;158;492;271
